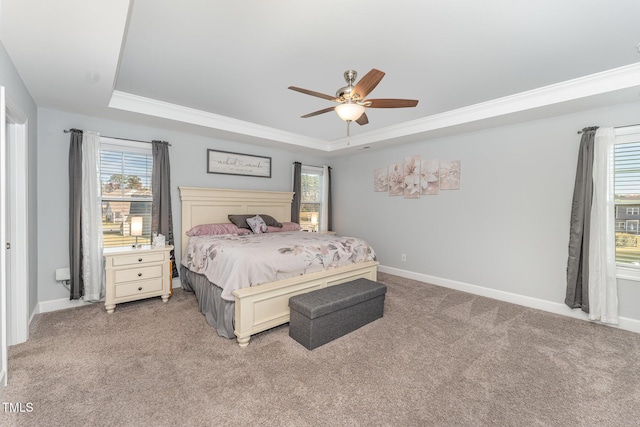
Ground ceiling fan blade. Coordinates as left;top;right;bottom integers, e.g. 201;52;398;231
356;112;369;126
288;86;337;102
352;69;385;100
365;99;419;108
301;106;336;118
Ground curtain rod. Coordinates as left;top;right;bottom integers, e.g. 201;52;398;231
63;129;171;146
293;162;331;169
576;124;640;134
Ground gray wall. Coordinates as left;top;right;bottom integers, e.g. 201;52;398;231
0;41;38;315
36;108;327;302
35;98;640;328
331;101;640;324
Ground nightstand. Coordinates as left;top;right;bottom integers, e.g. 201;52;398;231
104;245;173;313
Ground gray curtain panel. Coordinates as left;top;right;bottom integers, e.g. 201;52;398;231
68;129;84;300
291;162;302;223
152;140;178;278
565;126;598;313
327;166;333;231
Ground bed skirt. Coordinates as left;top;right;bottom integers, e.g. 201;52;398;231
180;265;236;339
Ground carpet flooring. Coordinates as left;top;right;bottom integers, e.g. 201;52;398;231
2;272;639;426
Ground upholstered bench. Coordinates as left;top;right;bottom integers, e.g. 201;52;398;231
288;278;387;350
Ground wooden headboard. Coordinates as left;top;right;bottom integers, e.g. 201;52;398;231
178;187;294;255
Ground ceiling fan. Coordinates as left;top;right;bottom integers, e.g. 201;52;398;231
288;69;419;126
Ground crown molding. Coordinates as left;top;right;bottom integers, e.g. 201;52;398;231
110;62;640;153
329;62;640;151
108;90;330;151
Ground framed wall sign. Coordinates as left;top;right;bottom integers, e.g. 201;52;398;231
207;149;272;178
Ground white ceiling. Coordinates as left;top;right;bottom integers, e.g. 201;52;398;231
2;0;640;155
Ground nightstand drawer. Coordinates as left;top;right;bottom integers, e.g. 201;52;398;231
114;265;163;283
115;278;164;299
111;252;166;267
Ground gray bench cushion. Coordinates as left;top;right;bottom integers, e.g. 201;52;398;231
289;278;387;319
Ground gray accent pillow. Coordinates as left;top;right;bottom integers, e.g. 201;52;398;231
228;214;283;229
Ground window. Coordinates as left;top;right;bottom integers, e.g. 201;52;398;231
100;139;153;248
299;165;324;232
613;126;640;276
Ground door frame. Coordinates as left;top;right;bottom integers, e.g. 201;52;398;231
5;95;29;346
1;85;7;388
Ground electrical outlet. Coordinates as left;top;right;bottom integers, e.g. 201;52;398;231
55;267;70;281
401;254;407;262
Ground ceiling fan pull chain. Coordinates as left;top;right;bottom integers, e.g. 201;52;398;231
347;121;351;145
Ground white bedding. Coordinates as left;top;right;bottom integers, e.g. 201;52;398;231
181;231;377;301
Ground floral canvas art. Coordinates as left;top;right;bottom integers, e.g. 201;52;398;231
440;160;461;190
375;156;462;196
374;167;388;192
421;159;439;195
404;155;421;199
388;163;404;196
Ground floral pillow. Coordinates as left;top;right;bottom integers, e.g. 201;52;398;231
246;215;268;234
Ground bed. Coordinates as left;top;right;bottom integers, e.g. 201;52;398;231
179;187;379;347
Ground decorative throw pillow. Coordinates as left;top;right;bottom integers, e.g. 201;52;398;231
228;214;283;229
246;215;268;234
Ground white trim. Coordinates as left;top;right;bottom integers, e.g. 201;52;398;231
613;125;640;282
35;298;92;314
329;62;640;150
35;280;183;315
5;95;29;345
301;164;323;173
109;63;640;153
378;264;640;334
109;91;330;152
616;264;640;281
0;86;7;388
615;125;640;138
100;136;151;154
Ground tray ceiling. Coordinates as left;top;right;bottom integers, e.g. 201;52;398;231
2;0;640;154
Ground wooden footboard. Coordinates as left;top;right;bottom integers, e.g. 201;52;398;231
232;261;379;347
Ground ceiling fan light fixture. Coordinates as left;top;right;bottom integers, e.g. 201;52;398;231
335;102;365;122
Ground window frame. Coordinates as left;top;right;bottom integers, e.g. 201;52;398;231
299;165;324;232
100;137;153;248
613;126;640;281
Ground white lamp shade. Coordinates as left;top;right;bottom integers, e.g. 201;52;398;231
335;103;365;122
130;216;143;237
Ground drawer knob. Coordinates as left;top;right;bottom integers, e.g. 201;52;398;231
138;287;143;291
137;273;142;277
138;258;143;262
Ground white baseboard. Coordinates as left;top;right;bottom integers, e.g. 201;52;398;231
35;279;184;315
378;265;640;334
36;298;92;315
